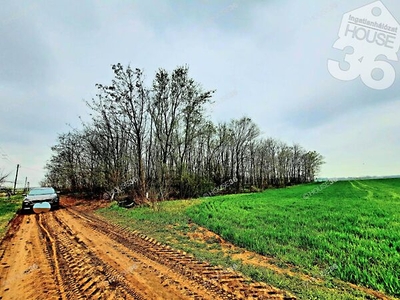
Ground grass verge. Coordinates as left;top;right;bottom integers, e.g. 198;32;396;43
0;195;23;239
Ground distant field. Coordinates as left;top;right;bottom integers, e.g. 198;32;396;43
0;195;23;239
187;179;400;296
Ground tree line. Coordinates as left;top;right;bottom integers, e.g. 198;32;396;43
42;64;324;200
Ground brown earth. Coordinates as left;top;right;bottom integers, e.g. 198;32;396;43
0;197;296;299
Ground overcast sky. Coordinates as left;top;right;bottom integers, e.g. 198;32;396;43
1;0;399;187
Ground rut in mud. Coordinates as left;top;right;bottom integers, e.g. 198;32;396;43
0;198;296;299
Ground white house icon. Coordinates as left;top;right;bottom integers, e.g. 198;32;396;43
337;1;399;58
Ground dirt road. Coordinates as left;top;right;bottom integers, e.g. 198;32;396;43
0;198;295;299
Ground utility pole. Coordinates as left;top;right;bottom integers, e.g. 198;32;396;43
24;177;27;192
13;164;19;194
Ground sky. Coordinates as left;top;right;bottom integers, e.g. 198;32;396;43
1;0;399;187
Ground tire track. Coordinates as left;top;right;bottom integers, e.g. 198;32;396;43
0;214;61;300
66;207;295;299
37;213;66;300
37;212;144;300
1;203;296;299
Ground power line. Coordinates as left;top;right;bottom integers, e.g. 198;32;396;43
19;165;44;173
0;147;17;164
0;146;44;173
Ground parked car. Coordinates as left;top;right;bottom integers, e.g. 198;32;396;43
22;187;59;212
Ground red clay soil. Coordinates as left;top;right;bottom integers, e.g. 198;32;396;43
0;197;296;299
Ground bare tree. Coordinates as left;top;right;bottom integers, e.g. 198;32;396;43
95;64;149;197
229;117;260;191
42;63;325;200
0;169;10;187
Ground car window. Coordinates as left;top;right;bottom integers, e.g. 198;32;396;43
28;188;55;196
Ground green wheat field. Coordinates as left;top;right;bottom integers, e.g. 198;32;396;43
98;178;400;299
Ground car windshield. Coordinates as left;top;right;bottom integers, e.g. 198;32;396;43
28;188;55;196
